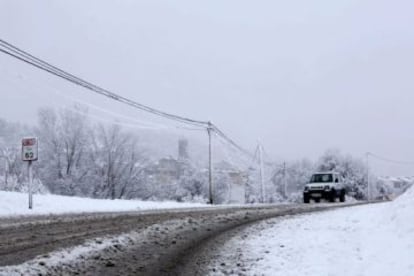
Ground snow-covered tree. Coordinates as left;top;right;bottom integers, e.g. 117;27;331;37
36;106;90;195
269;159;314;202
316;149;368;199
89;123;147;199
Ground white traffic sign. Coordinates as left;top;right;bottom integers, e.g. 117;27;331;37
22;137;38;161
22;137;38;209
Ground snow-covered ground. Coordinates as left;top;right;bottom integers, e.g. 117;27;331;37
2;189;414;275
0;191;208;217
209;188;414;276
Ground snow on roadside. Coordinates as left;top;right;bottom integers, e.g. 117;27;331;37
209;189;414;276
0;191;208;217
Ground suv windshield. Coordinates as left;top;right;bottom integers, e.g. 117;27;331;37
310;174;333;183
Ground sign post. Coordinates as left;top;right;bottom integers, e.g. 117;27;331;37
28;160;33;209
22;138;38;209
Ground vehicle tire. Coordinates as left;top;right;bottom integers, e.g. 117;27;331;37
303;194;310;204
314;198;321;203
329;189;336;203
340;190;346;202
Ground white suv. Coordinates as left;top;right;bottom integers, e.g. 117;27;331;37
303;172;346;203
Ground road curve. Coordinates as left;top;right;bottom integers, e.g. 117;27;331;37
0;202;366;275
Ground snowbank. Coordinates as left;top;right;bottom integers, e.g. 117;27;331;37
211;187;414;276
388;184;414;232
0;191;208;217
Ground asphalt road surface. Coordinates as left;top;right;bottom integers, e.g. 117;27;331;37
0;202;366;275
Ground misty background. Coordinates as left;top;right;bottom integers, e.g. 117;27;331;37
1;0;414;176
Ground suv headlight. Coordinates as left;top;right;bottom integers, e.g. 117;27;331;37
324;185;331;191
304;186;309;192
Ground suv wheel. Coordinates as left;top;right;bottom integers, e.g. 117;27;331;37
329;189;336;203
339;190;346;202
303;194;310;204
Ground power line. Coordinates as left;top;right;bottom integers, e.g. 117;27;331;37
0;39;208;128
0;69;189;131
213;132;253;168
0;38;254;160
211;125;254;159
367;152;414;165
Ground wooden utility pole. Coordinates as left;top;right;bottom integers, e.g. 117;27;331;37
258;143;265;203
283;162;287;198
207;122;214;204
366;152;370;201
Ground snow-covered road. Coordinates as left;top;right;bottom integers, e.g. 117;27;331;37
0;202;360;275
201;189;414;276
1;189;408;275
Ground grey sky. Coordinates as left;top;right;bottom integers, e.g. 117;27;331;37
1;0;414;175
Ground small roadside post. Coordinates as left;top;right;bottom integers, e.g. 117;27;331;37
22;137;38;209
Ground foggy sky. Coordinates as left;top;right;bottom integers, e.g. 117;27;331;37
1;0;414;175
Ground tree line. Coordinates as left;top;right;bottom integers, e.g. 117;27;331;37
0;106;392;203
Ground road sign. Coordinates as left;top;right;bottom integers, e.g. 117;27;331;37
22;137;38;161
22;137;38;210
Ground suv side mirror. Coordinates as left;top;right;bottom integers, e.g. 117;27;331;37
335;179;339;183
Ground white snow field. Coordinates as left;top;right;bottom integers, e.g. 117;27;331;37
211;188;414;276
0;191;207;217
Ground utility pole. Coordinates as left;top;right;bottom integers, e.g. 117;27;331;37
0;154;7;186
207;122;214;204
4;156;8;186
366;152;370;201
258;143;265;203
283;162;287;198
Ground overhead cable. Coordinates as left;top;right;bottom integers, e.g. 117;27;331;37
0;38;254;158
368;152;414;165
213;132;253;168
211;125;254;159
0;39;208;128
